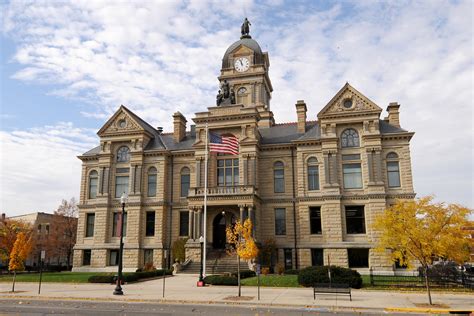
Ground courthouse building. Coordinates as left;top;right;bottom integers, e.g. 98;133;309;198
72;23;415;273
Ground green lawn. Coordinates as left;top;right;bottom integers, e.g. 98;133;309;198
241;275;300;287
0;272;113;283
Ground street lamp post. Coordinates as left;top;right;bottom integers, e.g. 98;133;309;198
113;192;127;295
198;235;204;286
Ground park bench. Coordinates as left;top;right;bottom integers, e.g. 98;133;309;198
313;283;352;301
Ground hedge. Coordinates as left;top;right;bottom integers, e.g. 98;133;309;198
231;270;256;279
203;275;238;286
297;266;362;289
285;269;300;275
88;269;173;283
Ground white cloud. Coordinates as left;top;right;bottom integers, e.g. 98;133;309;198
1;0;473;213
0;123;96;216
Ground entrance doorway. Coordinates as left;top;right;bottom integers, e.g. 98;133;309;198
213;213;226;249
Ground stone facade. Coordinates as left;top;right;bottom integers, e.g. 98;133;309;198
72;28;415;273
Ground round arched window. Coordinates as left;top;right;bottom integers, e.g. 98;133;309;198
117;146;130;162
341;129;360;148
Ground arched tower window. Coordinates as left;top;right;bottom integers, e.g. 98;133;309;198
341;129;360;148
274;161;285;193
386;152;401;187
147;167;157;197
88;170;98;199
307;157;319;191
180;167;190;197
117;146;130;162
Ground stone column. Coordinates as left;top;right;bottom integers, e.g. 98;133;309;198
196;159;201;187
248;206;255;236
188;209;194;240
244;156;248;185
330;152;338;184
367;150;374;183
196;209;202;238
375;150;382;183
239;205;245;224
193;210;199;240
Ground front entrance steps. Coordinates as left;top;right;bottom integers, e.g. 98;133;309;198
180;249;248;275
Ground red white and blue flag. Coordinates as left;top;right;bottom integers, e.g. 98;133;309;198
209;132;239;155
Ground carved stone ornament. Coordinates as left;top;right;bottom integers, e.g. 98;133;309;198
327;92;377;114
105;113;140;133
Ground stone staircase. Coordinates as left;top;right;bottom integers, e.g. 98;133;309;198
180;250;248;275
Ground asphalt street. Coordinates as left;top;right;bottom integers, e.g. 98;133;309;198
0;299;429;316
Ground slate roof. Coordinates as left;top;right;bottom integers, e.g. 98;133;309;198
81;118;408;156
222;37;265;68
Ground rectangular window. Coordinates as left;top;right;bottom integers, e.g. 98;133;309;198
145;211;155;236
115;176;129;198
343;163;362;189
179;211;189;236
309;207;322;234
147;174;157;197
217;158;239;186
348;248;369;268
345;206;365;234
307;166;319;190
144;249;154;266
387;161;401;187
180;174;190;197
89;177;98;199
284;248;293;270
112;212;127;237
83;250;91;266
86;213;95;237
274;208;286;235
274;169;285;193
109;250;119;266
311;249;324;266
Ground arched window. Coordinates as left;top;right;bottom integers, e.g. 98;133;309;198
307;157;319;191
180;167;190;197
274;161;285;193
88;170;98;199
147;167;157;197
117;146;130;162
386;152;401;187
341;129;360;148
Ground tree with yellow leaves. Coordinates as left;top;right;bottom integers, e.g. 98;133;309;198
0;218;32;267
226;218;259;297
373;196;471;305
9;232;34;292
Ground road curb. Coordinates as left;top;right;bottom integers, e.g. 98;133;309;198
2;294;468;314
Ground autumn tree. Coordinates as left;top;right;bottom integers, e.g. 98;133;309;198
226;218;259;297
9;232;34;292
0;218;33;268
373;196;471;305
46;198;78;269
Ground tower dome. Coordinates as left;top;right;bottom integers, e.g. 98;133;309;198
221;37;264;69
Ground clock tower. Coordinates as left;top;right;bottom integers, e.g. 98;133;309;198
218;18;274;127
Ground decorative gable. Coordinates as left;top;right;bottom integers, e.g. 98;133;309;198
97;105;147;137
318;83;382;118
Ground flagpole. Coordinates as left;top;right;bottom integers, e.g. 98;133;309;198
203;122;209;277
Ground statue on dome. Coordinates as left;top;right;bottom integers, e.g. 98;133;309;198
241;18;251;38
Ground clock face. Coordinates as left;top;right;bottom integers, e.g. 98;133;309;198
234;57;250;72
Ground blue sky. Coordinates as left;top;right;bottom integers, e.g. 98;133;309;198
0;0;473;216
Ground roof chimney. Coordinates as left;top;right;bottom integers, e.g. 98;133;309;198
386;102;401;127
1;213;5;221
173;112;187;142
157;127;163;134
295;100;307;133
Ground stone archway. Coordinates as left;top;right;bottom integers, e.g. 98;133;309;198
212;211;236;249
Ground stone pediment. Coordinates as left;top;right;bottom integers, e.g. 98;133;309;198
318;83;382;118
97;105;149;137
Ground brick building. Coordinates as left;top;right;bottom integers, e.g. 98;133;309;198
72;24;415;273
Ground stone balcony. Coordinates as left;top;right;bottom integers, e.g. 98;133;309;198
188;185;258;198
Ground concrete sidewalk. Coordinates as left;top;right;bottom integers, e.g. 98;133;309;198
0;274;472;314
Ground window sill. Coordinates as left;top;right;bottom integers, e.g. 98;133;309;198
309;233;323;236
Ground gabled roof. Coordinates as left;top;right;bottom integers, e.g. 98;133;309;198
318;82;382;118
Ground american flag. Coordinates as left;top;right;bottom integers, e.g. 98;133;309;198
209;132;239;155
